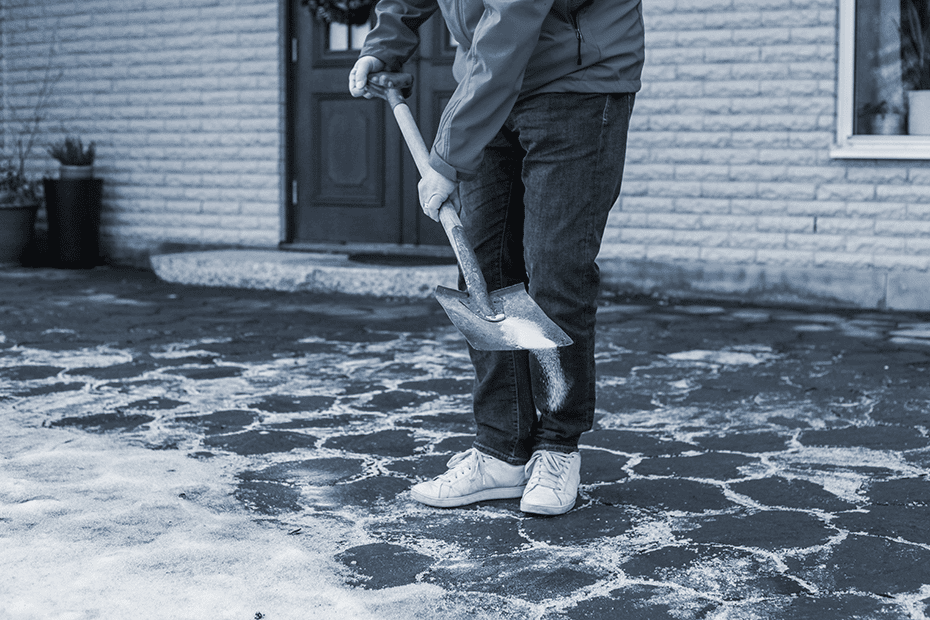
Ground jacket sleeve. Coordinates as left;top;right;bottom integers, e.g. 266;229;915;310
429;0;556;182
359;0;440;72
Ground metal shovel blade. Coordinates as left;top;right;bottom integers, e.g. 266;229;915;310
434;283;573;351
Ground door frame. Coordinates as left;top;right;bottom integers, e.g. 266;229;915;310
282;1;456;256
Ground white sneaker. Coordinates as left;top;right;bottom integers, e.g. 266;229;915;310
410;448;528;508
520;450;581;515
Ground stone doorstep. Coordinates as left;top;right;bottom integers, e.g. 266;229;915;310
151;249;930;311
600;258;930;313
149;249;459;298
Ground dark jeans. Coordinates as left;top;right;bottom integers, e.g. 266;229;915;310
458;91;635;465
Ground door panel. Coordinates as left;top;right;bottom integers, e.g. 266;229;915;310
289;1;458;247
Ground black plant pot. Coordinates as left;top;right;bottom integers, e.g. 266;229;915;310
43;178;103;269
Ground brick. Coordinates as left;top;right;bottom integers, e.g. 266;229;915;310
757;182;818;200
732;233;789;249
875;220;930;237
647;213;703;230
817;217;875;235
673;230;730;246
700;247;756;262
755;249;815;265
675;165;730;182
846;202;907;219
701;181;758;198
646;245;702;262
702;215;757;231
597;243;648;260
675;198;733;214
816;184;877;201
813;252;874;269
874;254;930;271
787;233;845;251
876;185;930;203
619;228;679;245
845;236;907;254
757;216;814;233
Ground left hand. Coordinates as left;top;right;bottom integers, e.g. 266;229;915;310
417;166;457;222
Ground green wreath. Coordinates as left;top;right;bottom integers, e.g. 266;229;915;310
302;0;377;26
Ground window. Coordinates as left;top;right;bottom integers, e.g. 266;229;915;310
832;0;930;159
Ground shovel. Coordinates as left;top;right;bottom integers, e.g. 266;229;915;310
363;72;572;351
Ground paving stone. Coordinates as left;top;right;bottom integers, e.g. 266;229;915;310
683;510;834;550
359;389;435;412
0;365;63;381
168;365;244;380
64;361;157;380
49;411;155;432
16;382;85;396
594;388;657;413
833;505;930;545
174;409;258;434
799;425;930;451
694;432;790;454
374;512;527;556
633;452;758;481
234;478;303;515
625;546;810;600
729;477;855;511
202;430;318;455
542;585;677;620
579;448;628;484
866;476;930;505
398;377;473;394
777;594;902;620
432;434;473;453
521;503;634;545
315;476;410;507
249;457;365;486
384;453;452;479
248;394;336;414
336;543;434;590
813;535;930;595
426;556;602;603
396;411;475;434
323;429;427;458
126;397;187;410
590;478;732;512
268;413;375;429
581;429;697;456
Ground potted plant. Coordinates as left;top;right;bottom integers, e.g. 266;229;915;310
47;136;96;179
43;136;103;268
859;100;905;135
0;160;41;266
901;0;930;134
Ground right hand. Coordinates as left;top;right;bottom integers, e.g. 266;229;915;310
349;56;386;98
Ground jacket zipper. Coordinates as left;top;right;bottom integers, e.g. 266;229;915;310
569;10;582;65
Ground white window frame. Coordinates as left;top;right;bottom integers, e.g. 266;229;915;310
831;0;930;159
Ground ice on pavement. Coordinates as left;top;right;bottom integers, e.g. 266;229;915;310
0;420;476;620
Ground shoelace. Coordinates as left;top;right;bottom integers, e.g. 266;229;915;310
526;451;571;489
434;449;481;483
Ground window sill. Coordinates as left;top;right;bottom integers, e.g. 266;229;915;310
831;135;930;160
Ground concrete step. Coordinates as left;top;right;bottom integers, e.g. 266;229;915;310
150;249;458;298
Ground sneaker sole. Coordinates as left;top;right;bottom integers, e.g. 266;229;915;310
411;485;525;508
520;497;576;516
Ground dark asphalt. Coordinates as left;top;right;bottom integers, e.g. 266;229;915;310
2;266;930;619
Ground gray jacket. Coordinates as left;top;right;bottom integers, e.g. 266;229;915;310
361;0;644;181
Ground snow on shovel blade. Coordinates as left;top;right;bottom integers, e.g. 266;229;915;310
434;283;573;351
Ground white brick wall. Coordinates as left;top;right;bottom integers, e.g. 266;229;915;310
1;0;283;264
610;0;930;278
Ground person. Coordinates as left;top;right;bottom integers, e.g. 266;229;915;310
349;0;644;515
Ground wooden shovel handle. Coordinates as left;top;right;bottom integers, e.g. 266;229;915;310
369;75;501;321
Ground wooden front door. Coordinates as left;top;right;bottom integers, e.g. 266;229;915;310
288;2;457;247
